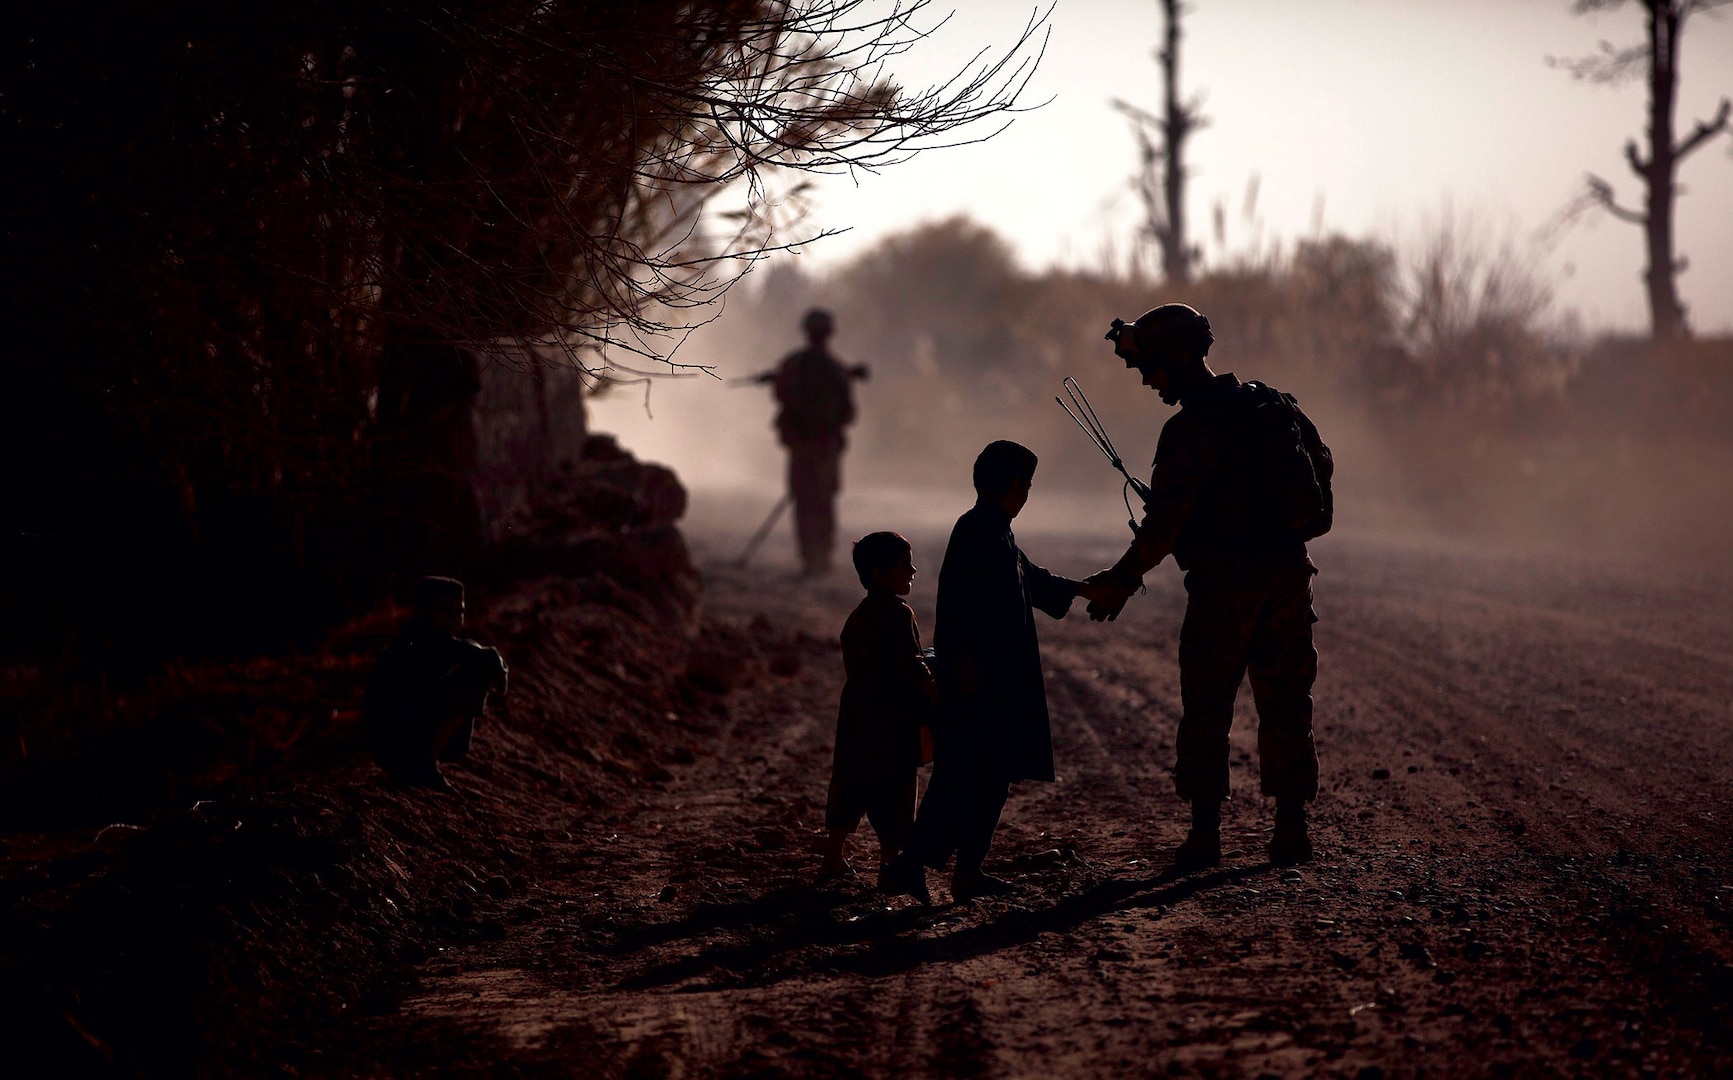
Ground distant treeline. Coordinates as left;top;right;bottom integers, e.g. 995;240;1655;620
704;217;1733;563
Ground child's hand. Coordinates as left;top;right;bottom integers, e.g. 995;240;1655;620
915;657;938;704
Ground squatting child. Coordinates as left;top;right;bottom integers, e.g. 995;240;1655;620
363;575;508;791
817;531;935;886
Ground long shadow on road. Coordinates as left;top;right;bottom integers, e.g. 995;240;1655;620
614;861;1275;992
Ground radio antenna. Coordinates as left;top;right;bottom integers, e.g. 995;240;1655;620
1056;377;1151;533
1057;376;1151;498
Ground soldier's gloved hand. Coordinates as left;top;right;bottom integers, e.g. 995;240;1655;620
1087;593;1129;623
1076;579;1130;623
1081;571;1136;622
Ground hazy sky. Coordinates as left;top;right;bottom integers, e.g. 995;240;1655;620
777;0;1733;334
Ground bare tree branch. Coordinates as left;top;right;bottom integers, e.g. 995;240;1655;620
1116;0;1203;283
1676;97;1732;160
1624;138;1650;175
1585;174;1648;223
0;0;1056;637
1545;39;1648;83
1552;0;1724;338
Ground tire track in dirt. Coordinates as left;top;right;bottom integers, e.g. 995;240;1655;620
1311;543;1733;1066
348;532;1733;1077
1323;567;1733;858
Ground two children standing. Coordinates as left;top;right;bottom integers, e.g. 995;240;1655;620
822;440;1117;904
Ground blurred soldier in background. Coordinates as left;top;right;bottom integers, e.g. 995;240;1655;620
1084;304;1333;871
753;309;868;577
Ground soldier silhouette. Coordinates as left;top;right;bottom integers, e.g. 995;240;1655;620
752;309;868;577
1084;304;1334;871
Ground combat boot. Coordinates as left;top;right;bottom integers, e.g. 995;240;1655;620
1269;798;1313;867
1170;799;1222;873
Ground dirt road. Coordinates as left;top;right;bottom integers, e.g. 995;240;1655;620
365;523;1733;1077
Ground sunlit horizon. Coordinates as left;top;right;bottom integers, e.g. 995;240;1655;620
759;0;1733;336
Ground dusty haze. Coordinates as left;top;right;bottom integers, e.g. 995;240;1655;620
588;220;1733;576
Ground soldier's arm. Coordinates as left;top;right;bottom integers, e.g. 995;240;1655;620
1103;417;1205;591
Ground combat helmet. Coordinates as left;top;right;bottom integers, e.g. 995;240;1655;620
802;307;835;335
1106;303;1214;368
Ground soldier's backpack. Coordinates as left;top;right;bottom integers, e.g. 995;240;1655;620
1214;381;1333;541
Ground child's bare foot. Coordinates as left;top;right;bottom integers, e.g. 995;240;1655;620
815;856;856;883
815;828;854;882
878;857;933;906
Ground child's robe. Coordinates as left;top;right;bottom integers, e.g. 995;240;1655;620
364;617;507;776
831;589;932;793
932;501;1077;783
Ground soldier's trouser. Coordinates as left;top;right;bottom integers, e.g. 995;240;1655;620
1174;565;1319;803
901;749;1010;872
786;436;843;571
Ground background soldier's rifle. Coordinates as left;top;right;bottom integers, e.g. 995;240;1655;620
726;363;871;387
734;495;790;569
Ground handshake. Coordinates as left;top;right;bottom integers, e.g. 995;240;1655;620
1075;570;1137;623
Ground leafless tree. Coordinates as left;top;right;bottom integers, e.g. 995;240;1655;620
1552;0;1732;339
1113;0;1205;283
0;1;1050;653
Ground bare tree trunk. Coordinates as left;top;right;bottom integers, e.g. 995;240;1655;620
1158;0;1196;284
1113;0;1205;283
1641;1;1687;339
1572;0;1731;341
